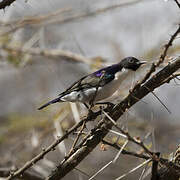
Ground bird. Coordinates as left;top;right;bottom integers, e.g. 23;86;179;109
38;56;146;110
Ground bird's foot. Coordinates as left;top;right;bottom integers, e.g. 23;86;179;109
95;102;114;109
87;109;94;117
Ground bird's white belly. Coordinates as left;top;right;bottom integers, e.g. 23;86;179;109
94;69;133;102
61;69;133;103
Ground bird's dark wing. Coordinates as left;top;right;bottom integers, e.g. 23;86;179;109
59;69;115;96
59;75;88;96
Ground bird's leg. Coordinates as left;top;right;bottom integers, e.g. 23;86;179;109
89;99;95;109
83;103;89;109
95;102;114;109
83;102;94;116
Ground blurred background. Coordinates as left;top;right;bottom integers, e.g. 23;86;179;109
0;0;180;179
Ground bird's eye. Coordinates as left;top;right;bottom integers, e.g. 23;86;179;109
129;59;134;63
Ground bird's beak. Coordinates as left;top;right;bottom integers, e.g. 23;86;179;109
139;61;147;65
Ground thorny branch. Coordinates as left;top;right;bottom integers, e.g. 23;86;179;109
44;27;180;177
102;110;154;158
174;0;180;9
4;2;180;180
6;107;105;180
0;0;16;9
44;56;180;180
102;110;176;173
157;25;180;66
68;120;86;156
6;22;180;180
101;140;150;160
128;24;180;114
133;24;180;90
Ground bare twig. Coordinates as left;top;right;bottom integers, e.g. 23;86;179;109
109;129;127;138
6;110;102;180
174;0;180;9
8;56;180;180
0;0;144;35
139;165;149;180
133;24;180;92
144;86;171;114
0;8;70;27
1;44;93;65
45;57;180;180
88;160;113;180
74;167;90;178
156;145;180;180
0;8;71;35
68;120;86;155
112;140;129;163
129;25;180;114
0;0;16;9
102;110;154;158
102;139;180;180
0;167;43;180
59;118;108;166
5;24;180;180
157;25;180;67
115;159;151;180
102;140;150;160
2;2;180;180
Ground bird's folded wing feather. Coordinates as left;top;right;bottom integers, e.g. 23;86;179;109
59;70;115;97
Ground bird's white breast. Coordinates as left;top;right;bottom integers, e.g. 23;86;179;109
93;68;134;102
61;69;134;103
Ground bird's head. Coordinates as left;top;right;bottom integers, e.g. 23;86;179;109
119;57;146;71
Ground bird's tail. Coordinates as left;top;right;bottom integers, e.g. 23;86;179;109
38;97;63;110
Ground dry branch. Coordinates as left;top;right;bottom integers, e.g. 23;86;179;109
6;109;103;180
4;6;180;178
0;167;43;180
155;145;180;180
6;22;180;179
151;153;160;180
0;0;145;36
1;44;93;65
174;0;180;9
0;0;16;9
45;57;180;180
102;140;150;160
157;25;180;67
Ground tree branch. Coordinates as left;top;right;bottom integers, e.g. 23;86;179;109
45;57;180;180
0;0;145;35
6;109;104;180
0;167;43;180
6;23;180;180
0;0;16;9
151;153;160;180
157;25;180;67
1;44;94;65
174;0;180;9
101;140;150;160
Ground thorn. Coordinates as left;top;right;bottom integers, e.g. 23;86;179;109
151;91;171;114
